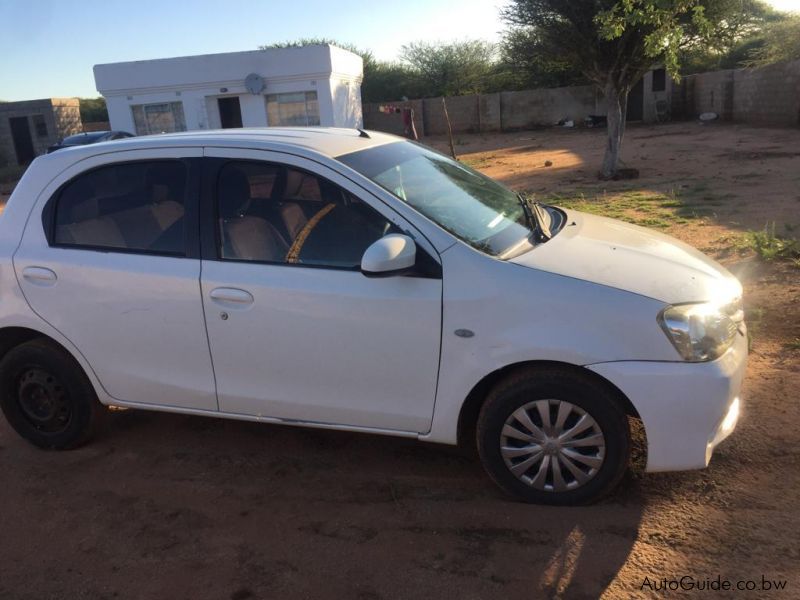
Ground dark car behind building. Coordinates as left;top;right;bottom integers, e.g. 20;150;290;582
47;131;134;153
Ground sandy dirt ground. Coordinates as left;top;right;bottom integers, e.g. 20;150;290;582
0;122;798;599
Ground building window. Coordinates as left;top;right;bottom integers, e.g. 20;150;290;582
652;68;666;92
32;114;48;137
131;102;187;135
266;92;320;127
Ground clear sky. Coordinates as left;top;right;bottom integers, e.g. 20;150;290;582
769;0;800;8
0;0;796;101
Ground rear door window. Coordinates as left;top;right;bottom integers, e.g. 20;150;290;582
53;161;188;255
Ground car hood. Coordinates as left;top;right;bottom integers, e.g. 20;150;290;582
510;209;742;304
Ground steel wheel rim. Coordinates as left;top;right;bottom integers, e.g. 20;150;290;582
17;367;71;433
500;399;606;492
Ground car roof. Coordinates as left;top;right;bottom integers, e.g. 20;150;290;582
42;127;401;165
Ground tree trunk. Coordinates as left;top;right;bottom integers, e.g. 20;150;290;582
600;83;628;179
442;97;457;160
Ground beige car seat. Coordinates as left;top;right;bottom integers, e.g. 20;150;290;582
56;166;185;250
219;166;288;262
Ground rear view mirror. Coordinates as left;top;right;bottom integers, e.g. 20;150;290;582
361;234;416;277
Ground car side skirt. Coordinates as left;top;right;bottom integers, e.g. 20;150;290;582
104;399;421;439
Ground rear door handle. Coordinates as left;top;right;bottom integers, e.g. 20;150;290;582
209;287;254;306
22;267;57;286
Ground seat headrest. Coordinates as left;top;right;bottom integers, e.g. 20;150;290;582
218;167;252;218
145;163;185;203
61;179;97;223
284;170;305;198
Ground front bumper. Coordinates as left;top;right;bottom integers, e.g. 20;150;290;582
587;330;747;472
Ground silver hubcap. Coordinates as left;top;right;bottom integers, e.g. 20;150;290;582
500;399;606;492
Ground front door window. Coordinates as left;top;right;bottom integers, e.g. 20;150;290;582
216;161;396;267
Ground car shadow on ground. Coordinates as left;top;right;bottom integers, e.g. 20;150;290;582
0;408;646;599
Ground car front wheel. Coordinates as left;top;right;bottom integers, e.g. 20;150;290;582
477;367;630;505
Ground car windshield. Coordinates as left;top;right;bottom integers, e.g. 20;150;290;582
338;141;534;257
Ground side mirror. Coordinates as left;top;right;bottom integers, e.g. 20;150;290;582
361;234;417;277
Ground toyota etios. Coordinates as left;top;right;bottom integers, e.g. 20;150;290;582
0;128;746;504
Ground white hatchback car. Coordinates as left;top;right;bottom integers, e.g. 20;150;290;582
0;128;746;504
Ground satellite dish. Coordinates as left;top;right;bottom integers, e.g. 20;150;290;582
245;73;265;95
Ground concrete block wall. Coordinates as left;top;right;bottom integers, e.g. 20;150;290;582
680;69;736;119
82;121;111;132
365;60;800;137
0;98;81;165
52;99;83;139
424;95;480;135
363;84;600;137
733;60;800;125
672;59;799;125
362;99;425;137
499;86;598;130
479;94;502;131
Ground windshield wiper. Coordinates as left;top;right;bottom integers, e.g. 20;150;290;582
531;200;552;240
517;193;551;242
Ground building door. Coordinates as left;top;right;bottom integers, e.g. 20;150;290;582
218;97;243;129
626;79;644;121
9;116;36;165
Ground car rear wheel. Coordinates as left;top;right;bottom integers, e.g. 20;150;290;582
0;339;105;449
477;367;630;505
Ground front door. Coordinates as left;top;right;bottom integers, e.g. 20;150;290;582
199;149;443;432
626;78;644;121
9;116;35;165
13;148;217;411
218;97;243;129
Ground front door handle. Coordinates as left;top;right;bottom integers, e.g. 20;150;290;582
22;266;57;286
209;287;254;306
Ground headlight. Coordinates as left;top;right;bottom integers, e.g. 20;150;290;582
658;302;739;362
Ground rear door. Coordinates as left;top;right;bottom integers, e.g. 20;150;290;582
13;147;217;411
199;148;443;432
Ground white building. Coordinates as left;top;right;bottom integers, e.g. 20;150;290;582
94;45;363;135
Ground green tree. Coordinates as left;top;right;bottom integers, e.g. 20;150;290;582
399;40;498;97
744;14;800;66
498;27;588;90
79;97;108;123
260;38;418;102
677;1;783;73
260;37;375;68
361;61;423;102
502;0;766;178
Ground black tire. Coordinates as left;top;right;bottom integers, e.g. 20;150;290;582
0;338;105;449
477;367;630;505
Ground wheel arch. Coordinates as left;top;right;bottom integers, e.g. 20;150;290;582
0;326;102;397
456;360;643;449
0;326;52;362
